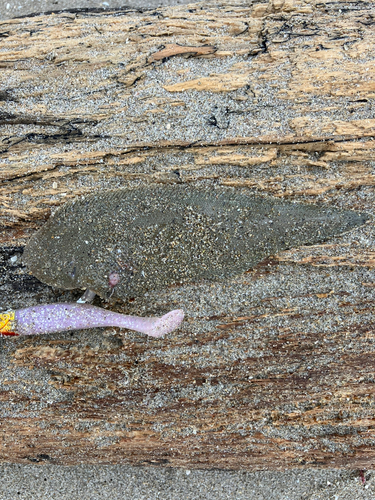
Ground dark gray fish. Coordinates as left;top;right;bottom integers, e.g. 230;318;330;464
23;186;369;301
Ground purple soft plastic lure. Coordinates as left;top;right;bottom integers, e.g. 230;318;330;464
0;303;184;338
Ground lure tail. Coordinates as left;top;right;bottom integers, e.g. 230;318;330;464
0;304;184;338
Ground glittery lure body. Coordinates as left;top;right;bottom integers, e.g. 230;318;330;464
0;304;184;338
23;185;369;301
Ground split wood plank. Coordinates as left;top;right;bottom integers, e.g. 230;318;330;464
0;0;374;469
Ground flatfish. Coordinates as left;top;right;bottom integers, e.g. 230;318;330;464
23;185;368;300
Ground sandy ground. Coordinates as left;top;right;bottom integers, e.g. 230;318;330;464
1;1;374;499
0;0;195;20
0;465;374;500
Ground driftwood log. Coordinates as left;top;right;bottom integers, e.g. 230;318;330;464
0;0;375;469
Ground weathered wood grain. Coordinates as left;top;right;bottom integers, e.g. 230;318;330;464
0;0;375;468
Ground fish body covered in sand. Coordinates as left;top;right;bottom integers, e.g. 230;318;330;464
24;185;369;301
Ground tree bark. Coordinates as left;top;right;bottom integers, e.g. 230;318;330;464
0;0;375;468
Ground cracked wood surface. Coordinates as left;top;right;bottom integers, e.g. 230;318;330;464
0;0;375;469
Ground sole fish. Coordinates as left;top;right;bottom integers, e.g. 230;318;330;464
23;185;369;301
